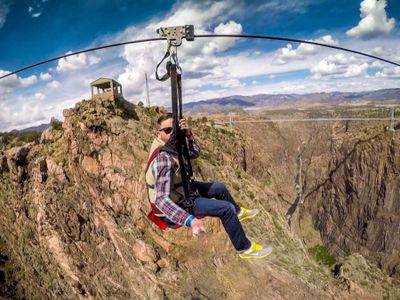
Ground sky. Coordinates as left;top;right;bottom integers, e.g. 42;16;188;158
0;0;399;131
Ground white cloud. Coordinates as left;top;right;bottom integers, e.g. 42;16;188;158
346;0;396;39
276;44;301;63
28;0;50;18
375;66;400;78
344;62;368;78
40;72;52;81
0;70;19;90
19;75;38;87
235;75;399;96
28;5;41;17
371;46;384;55
311;60;339;78
215;20;242;34
371;60;385;68
310;53;369;79
88;56;101;65
224;50;312;78
56;51;101;72
34;92;46;100
258;1;313;14
0;71;41;93
274;35;339;64
0;98;48;131
156;0;237;27
202;21;242;54
0;1;10;28
47;80;60;88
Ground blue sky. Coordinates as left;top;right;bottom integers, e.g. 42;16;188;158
0;0;399;131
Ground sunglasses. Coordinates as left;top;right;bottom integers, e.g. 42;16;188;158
159;127;173;134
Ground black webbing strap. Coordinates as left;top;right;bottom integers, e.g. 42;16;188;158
177;72;194;178
168;63;194;209
155;46;171;81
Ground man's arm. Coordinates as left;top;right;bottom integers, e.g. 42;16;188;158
152;152;193;227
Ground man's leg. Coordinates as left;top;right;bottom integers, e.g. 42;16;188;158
192;181;240;213
191;197;251;251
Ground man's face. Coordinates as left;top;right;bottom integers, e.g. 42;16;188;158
158;118;173;143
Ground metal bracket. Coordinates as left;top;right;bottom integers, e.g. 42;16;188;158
156;25;194;47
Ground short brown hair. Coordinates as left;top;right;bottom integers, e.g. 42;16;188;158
157;112;173;125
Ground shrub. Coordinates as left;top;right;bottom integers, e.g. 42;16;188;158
50;117;63;130
308;245;336;267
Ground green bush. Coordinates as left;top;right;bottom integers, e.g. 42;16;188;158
18;131;41;143
50;117;63;130
0;131;41;147
308;245;336;267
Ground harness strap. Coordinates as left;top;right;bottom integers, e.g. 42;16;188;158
177;72;194;179
145;147;187;230
148;203;183;230
146;182;183;189
168;63;194;210
146;148;160;172
155;46;172;81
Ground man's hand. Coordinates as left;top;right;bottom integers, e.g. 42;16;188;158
191;218;206;238
179;118;192;136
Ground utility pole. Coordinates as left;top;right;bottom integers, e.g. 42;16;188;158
390;106;395;131
145;73;150;107
297;145;303;206
229;112;233;129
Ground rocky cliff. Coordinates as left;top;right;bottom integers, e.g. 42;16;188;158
0;96;399;299
302;123;400;280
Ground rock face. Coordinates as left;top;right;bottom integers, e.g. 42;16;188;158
304;128;400;279
0;96;399;299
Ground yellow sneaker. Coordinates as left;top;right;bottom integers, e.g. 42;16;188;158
237;207;259;222
239;242;273;259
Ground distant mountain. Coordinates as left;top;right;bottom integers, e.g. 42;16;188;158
183;88;400;113
17;123;50;133
183;96;256;109
328;89;400;101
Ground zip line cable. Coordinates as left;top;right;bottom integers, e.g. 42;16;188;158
195;34;400;67
1;32;400;80
0;37;165;80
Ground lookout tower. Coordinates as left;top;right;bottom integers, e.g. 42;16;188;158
90;77;123;101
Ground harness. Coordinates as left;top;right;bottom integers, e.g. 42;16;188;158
145;147;201;230
146;148;181;230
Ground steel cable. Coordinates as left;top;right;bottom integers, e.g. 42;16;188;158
1;33;399;80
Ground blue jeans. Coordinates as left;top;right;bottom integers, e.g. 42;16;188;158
191;181;251;251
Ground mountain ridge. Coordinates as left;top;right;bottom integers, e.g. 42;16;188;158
183;88;400;113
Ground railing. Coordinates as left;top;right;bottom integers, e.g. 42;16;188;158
226;108;398;131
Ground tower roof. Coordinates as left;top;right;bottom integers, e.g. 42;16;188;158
90;77;121;89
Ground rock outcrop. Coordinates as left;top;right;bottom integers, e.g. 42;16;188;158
303;126;400;279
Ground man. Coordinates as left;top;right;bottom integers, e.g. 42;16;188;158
145;112;272;259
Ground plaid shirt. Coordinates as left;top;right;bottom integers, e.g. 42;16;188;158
151;137;200;226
